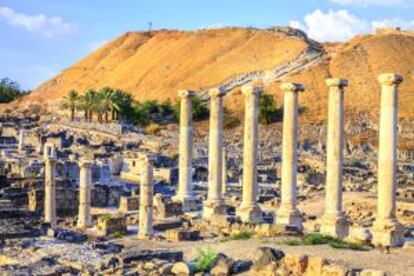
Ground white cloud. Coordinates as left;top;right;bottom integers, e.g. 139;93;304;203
329;0;405;6
290;9;414;42
290;9;369;42
0;6;74;37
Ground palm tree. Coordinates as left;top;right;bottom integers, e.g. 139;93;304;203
79;89;97;122
60;89;79;121
98;87;119;123
112;89;133;121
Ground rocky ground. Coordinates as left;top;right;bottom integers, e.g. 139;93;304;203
0;113;413;275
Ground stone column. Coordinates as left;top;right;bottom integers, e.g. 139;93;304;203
173;90;197;211
372;73;405;247
204;88;227;219
44;143;57;226
77;160;94;229
276;83;304;229
320;79;349;238
236;83;263;223
222;147;228;196
18;130;25;151
138;156;154;239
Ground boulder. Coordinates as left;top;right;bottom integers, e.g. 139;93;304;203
171;261;196;276
281;254;309;275
210;253;235;276
305;257;328;276
251;247;285;273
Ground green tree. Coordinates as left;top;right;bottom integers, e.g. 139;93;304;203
60;89;80;121
0;78;28;103
98;87;119;123
259;94;279;125
79;89;97;122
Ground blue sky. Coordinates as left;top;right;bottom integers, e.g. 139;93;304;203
1;0;413;90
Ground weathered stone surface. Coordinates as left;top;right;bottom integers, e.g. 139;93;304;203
251;247;285;272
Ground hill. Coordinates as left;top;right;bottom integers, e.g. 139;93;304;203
12;27;414;122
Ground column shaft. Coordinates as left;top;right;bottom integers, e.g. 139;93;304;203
372;73;404;247
139;157;154;239
204;88;227;219
222;147;228;195
78;161;93;229
321;79;349;238
277;83;304;228
237;83;263;223
44;158;57;226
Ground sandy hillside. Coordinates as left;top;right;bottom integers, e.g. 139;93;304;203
12;27;414;122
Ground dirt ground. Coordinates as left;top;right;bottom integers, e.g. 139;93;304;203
120;237;414;275
118;192;414;275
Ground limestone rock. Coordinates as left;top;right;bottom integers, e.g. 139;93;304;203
251;247;285;273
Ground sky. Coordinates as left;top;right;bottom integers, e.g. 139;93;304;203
1;0;413;90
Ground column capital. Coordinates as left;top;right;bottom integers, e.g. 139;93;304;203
281;82;305;93
242;81;264;96
378;73;403;85
178;90;196;98
209;87;226;98
326;78;348;88
79;160;94;169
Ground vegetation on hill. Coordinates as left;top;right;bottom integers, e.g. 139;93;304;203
0;78;29;103
60;87;210;126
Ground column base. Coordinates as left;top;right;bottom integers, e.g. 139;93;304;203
276;207;303;230
172;195;198;212
237;204;263;223
371;219;405;247
320;213;350;238
138;231;154;240
203;200;227;220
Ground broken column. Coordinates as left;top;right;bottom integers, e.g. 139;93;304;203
320;79;349;238
138;156;154;239
77;160;94;229
372;73;405;247
276;82;304;229
236;82;263;223
203;87;227;219
173;90;197;211
18;130;25;151
44;143;57;226
222;147;228;196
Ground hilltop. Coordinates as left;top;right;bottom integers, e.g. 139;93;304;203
12;27;414;122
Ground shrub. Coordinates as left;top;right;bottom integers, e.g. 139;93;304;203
109;231;126;239
195;248;217;272
146;123;161;135
285;233;368;251
159;98;174;116
285;239;302;246
259;94;279;125
230;230;254;240
303;233;333;245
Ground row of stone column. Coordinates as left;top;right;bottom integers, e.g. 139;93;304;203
176;73;404;247
43;142;94;229
43;144;154;239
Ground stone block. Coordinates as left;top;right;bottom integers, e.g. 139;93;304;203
165;228;200;241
